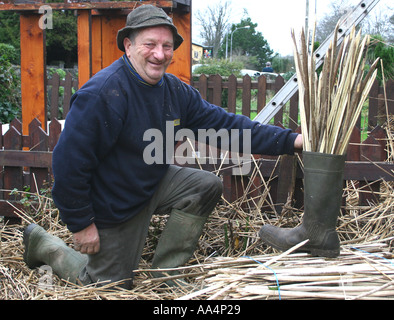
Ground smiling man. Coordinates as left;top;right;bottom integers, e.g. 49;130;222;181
124;26;174;85
23;5;302;289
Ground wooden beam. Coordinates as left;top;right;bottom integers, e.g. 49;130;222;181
0;1;176;11
77;10;92;88
20;14;46;135
0;150;52;168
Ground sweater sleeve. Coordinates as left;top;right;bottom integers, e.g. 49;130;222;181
182;84;298;156
51;89;125;233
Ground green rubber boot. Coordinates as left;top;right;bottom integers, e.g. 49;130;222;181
259;151;345;258
23;224;88;283
151;209;208;287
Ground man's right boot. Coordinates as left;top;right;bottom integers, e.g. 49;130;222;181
23;224;88;284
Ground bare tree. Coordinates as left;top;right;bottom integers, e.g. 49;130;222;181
316;0;393;44
315;0;352;44
195;0;232;58
362;5;394;44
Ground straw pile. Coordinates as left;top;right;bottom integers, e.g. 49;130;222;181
1;153;393;300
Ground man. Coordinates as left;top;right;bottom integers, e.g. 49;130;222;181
262;62;274;73
23;5;302;289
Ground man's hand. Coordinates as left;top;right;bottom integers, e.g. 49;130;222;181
294;134;303;151
73;223;100;254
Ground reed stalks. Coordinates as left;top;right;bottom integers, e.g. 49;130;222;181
292;24;379;155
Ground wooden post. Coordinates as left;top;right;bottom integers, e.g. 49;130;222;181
167;10;191;84
227;74;237;114
257;75;267;114
211;74;222;107
20;14;46;135
242;75;252;117
273;76;285;124
275;155;298;214
77;10;92;88
101;15;125;69
91;15;103;76
29;118;49;193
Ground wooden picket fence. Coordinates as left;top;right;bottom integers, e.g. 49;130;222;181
0;118;62;220
0;74;393;221
47;72;394;131
47;72;78;121
192;74;394;131
191;74;288;125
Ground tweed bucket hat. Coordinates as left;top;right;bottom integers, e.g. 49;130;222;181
117;5;184;52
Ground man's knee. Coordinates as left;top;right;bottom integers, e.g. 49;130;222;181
194;170;223;203
204;171;223;198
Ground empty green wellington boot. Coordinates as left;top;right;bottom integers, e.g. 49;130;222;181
151;209;208;287
259;151;346;258
23;224;88;283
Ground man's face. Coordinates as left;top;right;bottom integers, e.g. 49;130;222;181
124;26;174;85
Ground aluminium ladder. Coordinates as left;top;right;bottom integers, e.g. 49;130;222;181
254;0;381;125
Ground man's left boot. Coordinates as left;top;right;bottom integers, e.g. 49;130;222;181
258;151;346;258
151;209;208;287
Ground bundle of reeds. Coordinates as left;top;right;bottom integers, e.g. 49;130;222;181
177;240;394;300
292;24;379;155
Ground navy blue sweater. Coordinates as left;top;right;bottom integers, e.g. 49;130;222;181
52;55;298;233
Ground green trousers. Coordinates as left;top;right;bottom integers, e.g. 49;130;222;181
76;165;223;288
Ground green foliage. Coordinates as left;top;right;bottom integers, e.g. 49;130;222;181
0;43;20;64
0;10;78;67
271;55;295;74
48;67;67;80
0;12;20;52
193;59;243;110
193;58;243;77
219;18;274;70
368;35;394;81
0;44;21;124
46;11;78;66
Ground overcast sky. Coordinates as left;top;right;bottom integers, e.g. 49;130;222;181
191;0;393;56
